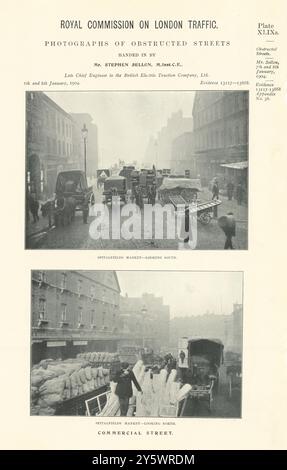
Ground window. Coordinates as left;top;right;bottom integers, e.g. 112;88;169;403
235;95;238;111
39;298;46;319
58;140;61;155
78;308;83;324
215;130;219;148
77;279;82;295
61;273;67;290
61;304;67;322
39;271;46;283
40;170;44;193
235;126;240;144
221;130;224;146
91;310;95;325
46;136;51;153
90;285;95;299
102;312;106;326
62;141;66;155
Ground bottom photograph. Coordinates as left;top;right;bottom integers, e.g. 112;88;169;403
31;270;243;418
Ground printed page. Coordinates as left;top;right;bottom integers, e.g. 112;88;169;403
0;0;286;450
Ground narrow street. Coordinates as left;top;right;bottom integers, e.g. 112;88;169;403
27;186;247;250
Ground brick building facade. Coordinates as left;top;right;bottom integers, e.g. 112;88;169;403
26;92;87;199
31;270;121;363
192;91;249;185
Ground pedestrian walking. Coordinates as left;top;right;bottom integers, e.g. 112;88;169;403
236;182;243;205
218;212;236;249
227;180;234;200
212;179;219;200
29;192;40;223
114;362;142;416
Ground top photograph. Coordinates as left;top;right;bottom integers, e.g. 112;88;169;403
25;90;249;250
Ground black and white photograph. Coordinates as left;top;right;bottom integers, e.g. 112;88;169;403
31;270;243;418
26;91;248;250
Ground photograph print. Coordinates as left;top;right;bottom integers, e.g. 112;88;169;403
31;270;243;418
26;91;248;250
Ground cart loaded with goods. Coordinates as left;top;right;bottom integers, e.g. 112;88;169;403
158;178;222;224
31;352;120;416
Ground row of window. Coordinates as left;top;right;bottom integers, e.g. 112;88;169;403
37;272;118;305
195;123;248;150
44;106;73;139
46;136;73;157
38;298;117;328
195;94;248;129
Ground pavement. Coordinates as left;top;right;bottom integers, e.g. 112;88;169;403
26;186;248;250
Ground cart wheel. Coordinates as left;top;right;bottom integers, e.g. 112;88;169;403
198;212;211;225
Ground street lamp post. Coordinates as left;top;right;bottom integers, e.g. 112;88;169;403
81;124;88;176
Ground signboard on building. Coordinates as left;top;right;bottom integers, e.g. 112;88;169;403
73;341;88;346
47;341;66;347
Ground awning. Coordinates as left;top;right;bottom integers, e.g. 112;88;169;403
220;161;248;170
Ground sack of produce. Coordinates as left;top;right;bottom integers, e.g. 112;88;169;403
78;368;87;384
38;406;55;416
39;377;65;397
85;366;92;381
82;383;89;393
31;405;40;415
71;386;79;397
91;367;98;379
41;393;63;407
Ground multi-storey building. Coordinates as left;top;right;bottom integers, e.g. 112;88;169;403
192;91;249;185
171;132;195;175
26;92;83;198
31;270;121;364
224;303;243;354
145;110;193;169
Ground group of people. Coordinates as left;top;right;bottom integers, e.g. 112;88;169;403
211;178;246;206
133;183;157;209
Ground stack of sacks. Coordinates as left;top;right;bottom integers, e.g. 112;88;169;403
77;352;120;365
31;359;110;415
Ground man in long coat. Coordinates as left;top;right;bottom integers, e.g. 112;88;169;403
114;362;142;416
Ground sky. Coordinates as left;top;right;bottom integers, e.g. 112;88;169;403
116;271;243;318
46;91;195;166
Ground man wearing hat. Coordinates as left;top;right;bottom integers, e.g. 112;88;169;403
218;212;236;249
114;362;143;416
